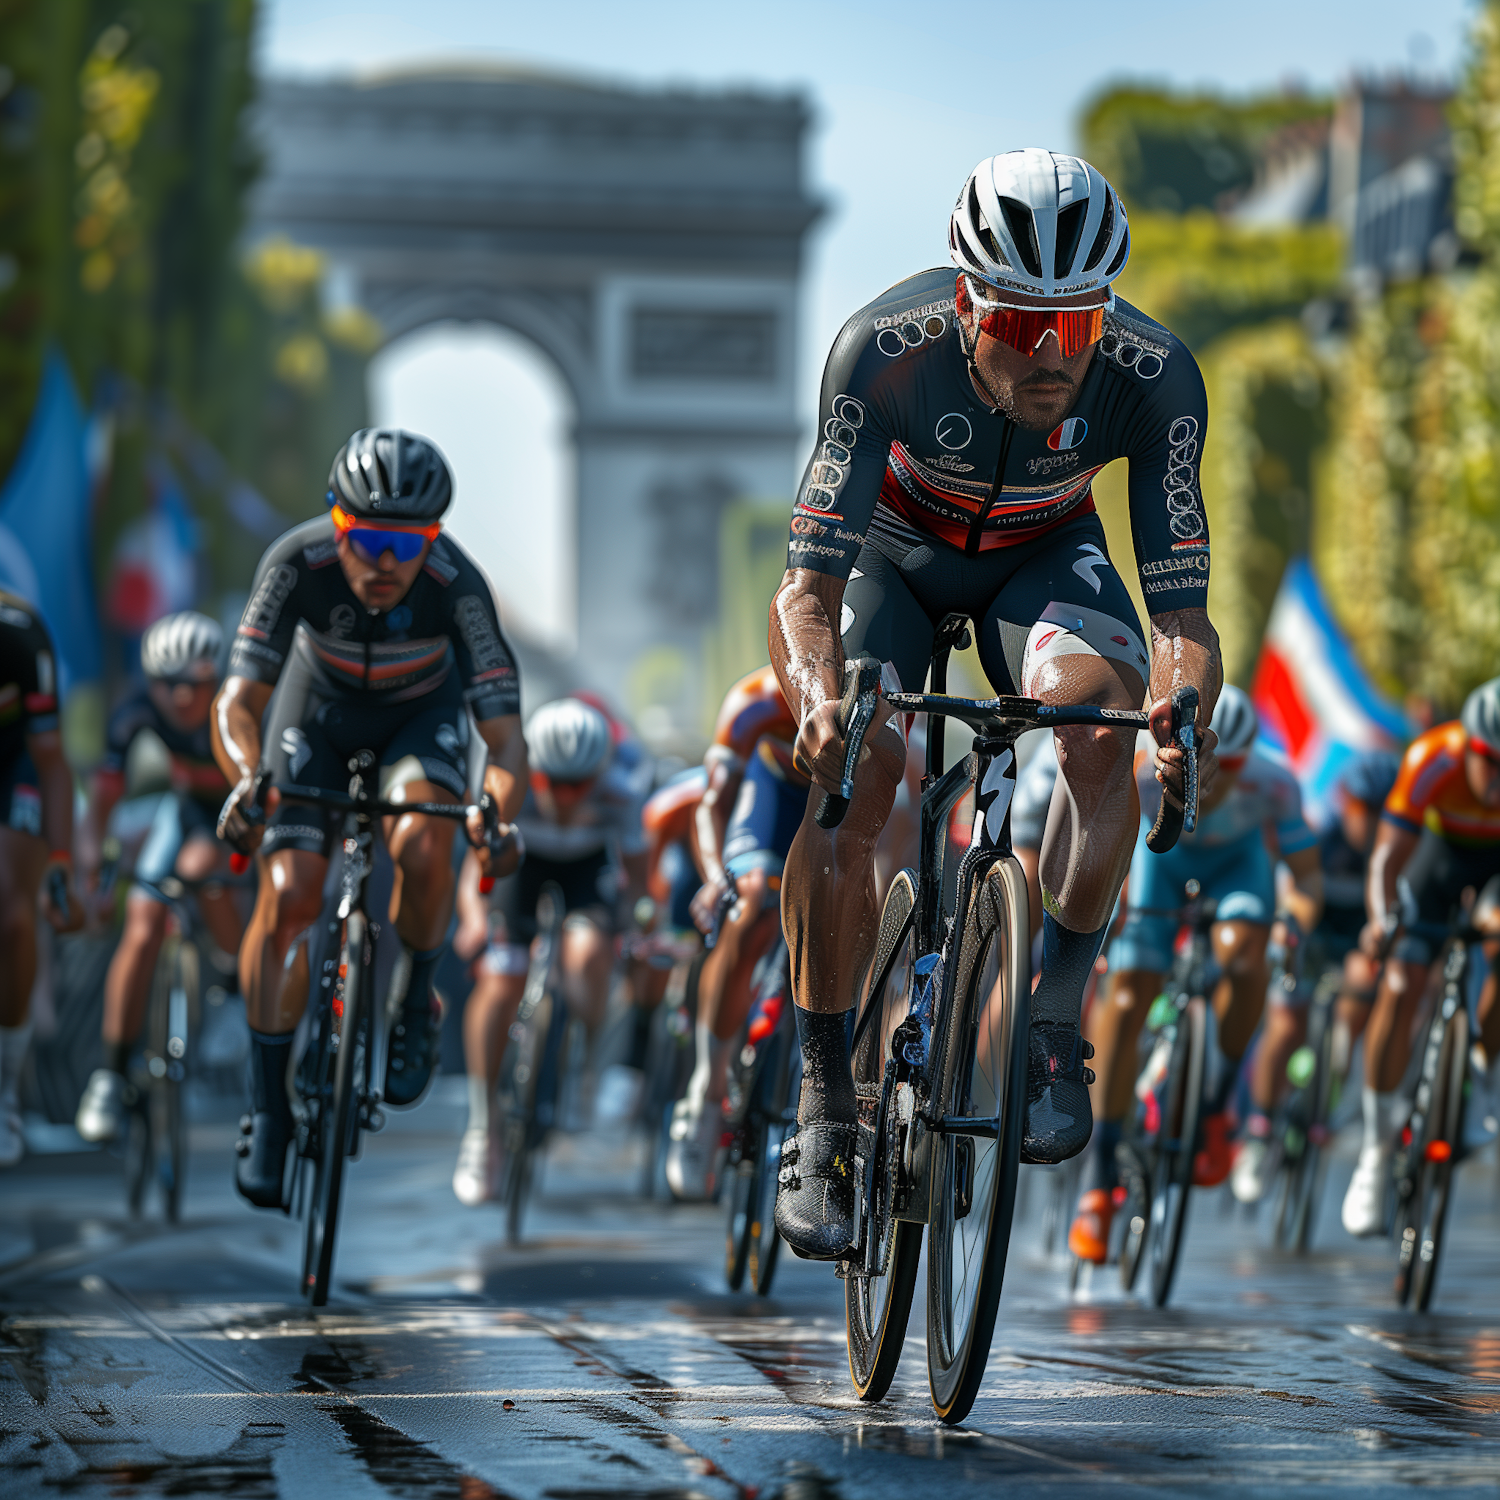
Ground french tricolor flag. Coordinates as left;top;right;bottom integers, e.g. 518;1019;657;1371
1250;556;1409;825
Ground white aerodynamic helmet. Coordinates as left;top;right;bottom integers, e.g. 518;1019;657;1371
1211;684;1260;759
140;611;224;683
527;698;612;783
949;149;1130;299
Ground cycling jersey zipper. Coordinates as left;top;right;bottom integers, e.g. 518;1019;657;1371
964;417;1015;558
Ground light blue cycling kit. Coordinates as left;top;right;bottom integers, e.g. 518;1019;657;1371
1110;742;1316;972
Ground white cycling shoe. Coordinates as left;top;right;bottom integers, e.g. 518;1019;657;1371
0;1103;23;1167
452;1127;503;1207
1341;1145;1391;1237
1230;1136;1270;1205
665;1094;723;1202
76;1069;129;1145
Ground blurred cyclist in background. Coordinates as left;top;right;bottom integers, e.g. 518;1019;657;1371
665;666;805;1200
75;612;241;1144
0;590;81;1166
1230;747;1400;1204
1070;686;1321;1263
452;696;647;1206
1343;677;1500;1235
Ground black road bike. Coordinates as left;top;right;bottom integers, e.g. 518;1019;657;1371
828;618;1198;1425
264;753;503;1306
1265;966;1342;1253
1391;881;1500;1310
121;874;220;1223
499;880;574;1246
724;936;799;1296
1113;882;1216;1307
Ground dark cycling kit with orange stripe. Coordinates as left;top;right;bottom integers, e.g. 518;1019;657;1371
229;514;520;858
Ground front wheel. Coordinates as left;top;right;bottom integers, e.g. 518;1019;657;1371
1404;1005;1468;1311
845;869;922;1403
1147;995;1207;1308
926;859;1030;1426
302;912;367;1307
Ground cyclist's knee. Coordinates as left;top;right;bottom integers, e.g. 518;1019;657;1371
258;858;325;944
120;894;169;946
174;837;220;882
1213;919;1268;974
1105;968;1160;1013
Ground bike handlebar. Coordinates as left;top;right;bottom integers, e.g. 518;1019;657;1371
816;668;1201;852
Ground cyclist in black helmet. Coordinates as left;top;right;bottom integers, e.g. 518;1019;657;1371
212;428;528;1209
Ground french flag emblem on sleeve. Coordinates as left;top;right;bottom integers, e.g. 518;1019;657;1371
1250;557;1408;825
1047;417;1088;451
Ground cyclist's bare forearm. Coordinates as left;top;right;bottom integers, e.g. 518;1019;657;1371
476;712;526;821
771;569;849;792
212;676;273;788
28;730;75;858
1147;608;1221;720
694;760;743;887
1365;820;1418;936
1280;844;1324;933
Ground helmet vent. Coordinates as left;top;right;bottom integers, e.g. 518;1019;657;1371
1105;225;1130;279
1081;191;1116;274
1053;199;1089;280
998;196;1043;280
968;180;1007;267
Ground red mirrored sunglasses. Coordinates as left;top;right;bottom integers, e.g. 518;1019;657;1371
957;274;1108;358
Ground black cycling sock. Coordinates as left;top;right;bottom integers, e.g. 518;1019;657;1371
1082;1118;1122;1194
247;1028;294;1120
795;1004;856;1124
400;945;444;1015
1031;911;1109;1028
104;1039;131;1078
626;1004;652;1072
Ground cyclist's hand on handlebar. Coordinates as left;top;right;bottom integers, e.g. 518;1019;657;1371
466;806;520;881
1359;916;1396;961
218;775;270;855
690;874;730;936
1149;697;1217;810
43;861;84;933
793;698;847;795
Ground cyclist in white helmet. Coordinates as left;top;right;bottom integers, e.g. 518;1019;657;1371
769;148;1223;1260
452;695;651;1205
76;611;245;1145
1341;676;1500;1236
1069;685;1323;1261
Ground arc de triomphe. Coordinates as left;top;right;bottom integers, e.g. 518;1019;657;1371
248;67;820;740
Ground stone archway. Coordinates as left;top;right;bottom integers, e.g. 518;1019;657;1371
248;66;819;742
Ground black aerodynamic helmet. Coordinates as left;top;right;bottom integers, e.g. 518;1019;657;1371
327;428;454;522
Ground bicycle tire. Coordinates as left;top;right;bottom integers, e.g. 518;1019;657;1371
1117;1151;1150;1293
724;1138;757;1291
504;985;553;1247
160;938;197;1225
750;1042;797;1296
926;859;1030;1426
1147;995;1207;1308
1279;1008;1336;1253
1407;1005;1468;1311
845;868;922;1404
303;911;367;1306
124;1099;151;1219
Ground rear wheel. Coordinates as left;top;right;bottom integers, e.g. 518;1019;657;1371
926;860;1030;1426
1147;995;1206;1308
845;869;922;1403
302;912;367;1307
1406;1005;1468;1311
158;937;197;1225
504;985;553;1247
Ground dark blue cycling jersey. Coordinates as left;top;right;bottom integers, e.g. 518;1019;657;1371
787;267;1210;615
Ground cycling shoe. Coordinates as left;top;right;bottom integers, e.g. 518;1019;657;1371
1021;1022;1095;1165
234;1108;292;1209
384;990;443;1108
76;1068;130;1144
774;1120;856;1261
1068;1187;1115;1263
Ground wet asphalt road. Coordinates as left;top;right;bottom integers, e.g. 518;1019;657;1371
3;1083;1500;1499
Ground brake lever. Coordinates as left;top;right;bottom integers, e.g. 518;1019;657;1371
815;655;884;830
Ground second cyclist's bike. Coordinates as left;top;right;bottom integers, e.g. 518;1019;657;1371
831;621;1198;1425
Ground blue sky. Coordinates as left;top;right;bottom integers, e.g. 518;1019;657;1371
260;1;1473;645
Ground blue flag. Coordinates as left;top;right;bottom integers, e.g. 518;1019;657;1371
0;350;101;694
